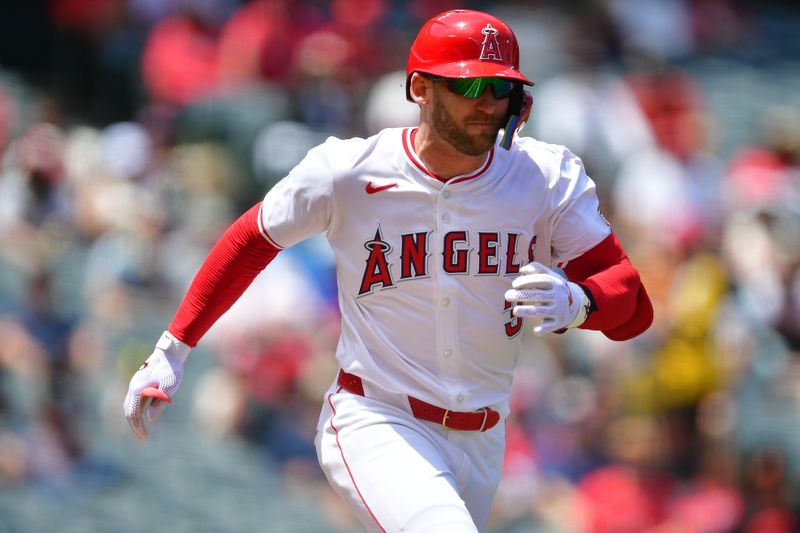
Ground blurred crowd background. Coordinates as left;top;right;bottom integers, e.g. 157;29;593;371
0;0;799;531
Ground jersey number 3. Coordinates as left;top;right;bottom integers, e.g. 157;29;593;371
504;299;523;338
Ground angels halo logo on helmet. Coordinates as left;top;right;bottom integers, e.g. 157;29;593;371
405;9;533;102
479;24;503;61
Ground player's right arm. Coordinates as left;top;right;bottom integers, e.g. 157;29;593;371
124;141;337;441
123;203;282;441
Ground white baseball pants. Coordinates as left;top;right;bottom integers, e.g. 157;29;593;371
315;377;506;533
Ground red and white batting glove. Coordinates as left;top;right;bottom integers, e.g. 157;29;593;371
505;262;590;336
123;331;190;441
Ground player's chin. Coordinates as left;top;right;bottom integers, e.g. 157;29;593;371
475;130;501;151
457;137;495;156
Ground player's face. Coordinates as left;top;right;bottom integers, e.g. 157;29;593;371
430;78;511;156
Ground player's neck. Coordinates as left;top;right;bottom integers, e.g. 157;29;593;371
413;125;489;181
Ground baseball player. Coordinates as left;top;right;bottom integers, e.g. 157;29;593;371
124;9;653;533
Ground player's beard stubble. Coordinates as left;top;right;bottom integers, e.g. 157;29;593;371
431;88;504;157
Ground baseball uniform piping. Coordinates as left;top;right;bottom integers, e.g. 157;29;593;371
256;202;284;249
327;392;388;533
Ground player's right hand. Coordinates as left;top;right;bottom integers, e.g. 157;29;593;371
123;331;191;442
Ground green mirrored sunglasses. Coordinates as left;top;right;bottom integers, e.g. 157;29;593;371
433;76;518;99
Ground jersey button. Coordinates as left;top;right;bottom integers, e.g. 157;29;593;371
441;297;450;307
443;349;452;358
457;394;465;403
441;213;450;223
442;190;451;199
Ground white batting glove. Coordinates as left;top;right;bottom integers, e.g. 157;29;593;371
123;331;190;441
505;262;590;336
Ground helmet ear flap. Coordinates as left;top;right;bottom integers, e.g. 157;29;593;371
500;87;532;150
505;84;525;122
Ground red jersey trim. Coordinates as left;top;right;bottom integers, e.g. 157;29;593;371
402;127;494;184
328;392;388;533
257;202;284;250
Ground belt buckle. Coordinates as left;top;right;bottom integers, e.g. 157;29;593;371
442;409;452;430
442;408;491;431
478;407;490;432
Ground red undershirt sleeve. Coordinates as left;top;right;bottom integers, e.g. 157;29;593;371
167;203;282;347
563;232;654;341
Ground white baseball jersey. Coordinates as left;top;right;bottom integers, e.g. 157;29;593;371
261;127;610;415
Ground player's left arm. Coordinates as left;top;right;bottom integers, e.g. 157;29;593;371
504;148;652;341
551;149;653;340
562;232;653;340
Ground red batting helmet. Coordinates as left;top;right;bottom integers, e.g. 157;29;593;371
406;9;533;101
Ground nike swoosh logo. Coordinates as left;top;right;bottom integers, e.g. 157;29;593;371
366;181;397;194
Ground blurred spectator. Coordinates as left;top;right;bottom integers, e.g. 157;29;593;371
140;4;222;107
613;62;725;253
292;0;405;133
740;447;799;533
605;0;695;60
49;0;146;123
217;0;325;88
3;123;67;224
723;105;800;213
689;0;752;54
0;122;71;278
721;206;799;334
529;4;654;186
100;121;154;182
661;441;745;532
0;270;85;485
625;65;706;162
363;70;418;134
576;414;676;532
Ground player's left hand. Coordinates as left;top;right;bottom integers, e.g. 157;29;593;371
505;262;590;336
123;331;190;442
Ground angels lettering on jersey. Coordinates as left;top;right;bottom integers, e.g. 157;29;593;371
358;226;540;338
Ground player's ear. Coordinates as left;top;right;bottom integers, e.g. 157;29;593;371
409;73;431;105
